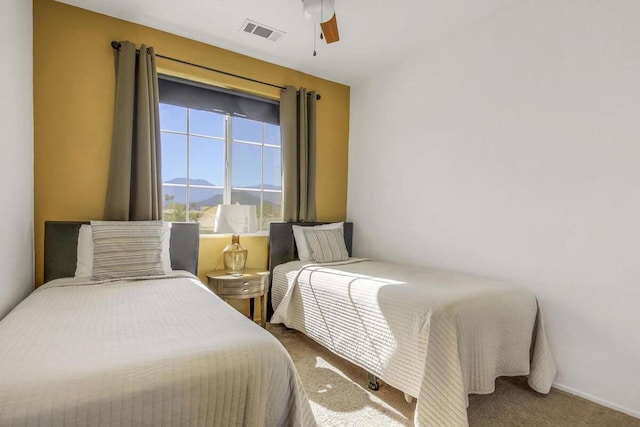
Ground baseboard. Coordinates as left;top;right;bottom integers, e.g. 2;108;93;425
552;382;640;420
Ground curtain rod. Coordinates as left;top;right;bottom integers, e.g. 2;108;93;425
110;41;321;100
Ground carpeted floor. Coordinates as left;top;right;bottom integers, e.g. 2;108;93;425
269;324;640;426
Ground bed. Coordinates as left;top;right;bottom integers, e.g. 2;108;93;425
268;222;556;427
0;221;315;427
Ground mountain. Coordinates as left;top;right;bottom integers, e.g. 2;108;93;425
193;191;281;210
164;177;216;186
163;178;219;206
163;178;281;207
261;184;282;191
194;193;224;209
164;177;281;191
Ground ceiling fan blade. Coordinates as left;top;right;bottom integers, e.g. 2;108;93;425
320;13;340;44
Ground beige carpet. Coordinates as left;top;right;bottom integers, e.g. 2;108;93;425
270;324;639;426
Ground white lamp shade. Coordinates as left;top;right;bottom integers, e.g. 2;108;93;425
214;204;258;234
302;0;335;24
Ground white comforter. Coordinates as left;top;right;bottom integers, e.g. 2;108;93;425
0;272;316;427
271;259;556;427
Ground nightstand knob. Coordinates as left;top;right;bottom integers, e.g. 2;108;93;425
243;282;250;286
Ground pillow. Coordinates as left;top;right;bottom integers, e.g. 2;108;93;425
91;220;166;280
161;222;172;272
75;222;172;278
293;222;343;261
302;227;349;263
74;224;93;277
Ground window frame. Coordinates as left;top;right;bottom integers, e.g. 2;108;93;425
159;102;282;234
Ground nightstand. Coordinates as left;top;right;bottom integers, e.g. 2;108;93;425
206;269;270;327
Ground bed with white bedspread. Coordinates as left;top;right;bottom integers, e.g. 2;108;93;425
268;223;556;427
0;221;315;427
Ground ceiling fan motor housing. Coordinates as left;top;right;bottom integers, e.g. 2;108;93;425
302;0;335;24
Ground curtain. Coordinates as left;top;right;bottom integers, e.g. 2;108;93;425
104;41;162;221
280;86;317;222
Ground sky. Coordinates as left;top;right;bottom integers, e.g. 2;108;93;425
159;103;281;189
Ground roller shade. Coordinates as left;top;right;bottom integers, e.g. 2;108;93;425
158;75;280;125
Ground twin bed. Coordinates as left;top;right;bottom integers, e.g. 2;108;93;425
0;221;315;426
0;220;555;427
268;222;556;427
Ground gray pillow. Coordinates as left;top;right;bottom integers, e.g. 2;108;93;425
302;227;349;263
91;221;165;280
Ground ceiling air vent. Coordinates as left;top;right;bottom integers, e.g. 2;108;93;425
240;19;285;41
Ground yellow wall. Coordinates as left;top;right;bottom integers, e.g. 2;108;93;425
33;0;350;286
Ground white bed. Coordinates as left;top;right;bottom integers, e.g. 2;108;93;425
0;221;315;427
268;223;556;427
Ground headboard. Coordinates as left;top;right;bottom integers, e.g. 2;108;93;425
44;221;200;283
267;221;353;319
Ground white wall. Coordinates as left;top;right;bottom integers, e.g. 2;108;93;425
0;0;34;319
348;1;640;418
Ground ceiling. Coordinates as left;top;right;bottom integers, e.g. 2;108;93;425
56;0;514;86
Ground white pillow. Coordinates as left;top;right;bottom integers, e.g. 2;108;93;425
74;224;93;277
161;222;172;272
74;222;172;277
292;222;343;261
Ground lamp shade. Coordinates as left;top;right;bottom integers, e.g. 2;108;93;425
214;204;258;234
302;0;335;24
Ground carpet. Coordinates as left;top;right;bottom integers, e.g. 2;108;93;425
269;324;640;426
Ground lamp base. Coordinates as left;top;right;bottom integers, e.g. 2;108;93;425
222;235;248;275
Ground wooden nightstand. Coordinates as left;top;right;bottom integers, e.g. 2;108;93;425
206;269;270;327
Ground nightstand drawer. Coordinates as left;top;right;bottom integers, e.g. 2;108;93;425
218;280;264;296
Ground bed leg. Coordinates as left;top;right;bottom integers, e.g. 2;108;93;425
367;372;379;391
404;393;414;404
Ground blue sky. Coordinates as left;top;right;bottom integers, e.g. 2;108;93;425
159;104;281;189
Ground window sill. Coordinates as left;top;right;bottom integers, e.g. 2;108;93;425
198;231;269;238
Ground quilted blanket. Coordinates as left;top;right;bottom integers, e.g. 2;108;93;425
0;273;316;427
271;259;555;426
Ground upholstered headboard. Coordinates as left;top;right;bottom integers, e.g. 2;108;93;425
267;221;353;319
43;221;200;283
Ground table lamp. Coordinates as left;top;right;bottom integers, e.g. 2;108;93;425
214;204;258;275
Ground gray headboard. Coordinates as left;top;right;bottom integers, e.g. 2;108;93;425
267;222;353;319
44;221;200;283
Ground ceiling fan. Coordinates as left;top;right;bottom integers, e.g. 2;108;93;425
302;0;340;44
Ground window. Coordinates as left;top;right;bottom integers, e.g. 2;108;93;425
158;77;282;233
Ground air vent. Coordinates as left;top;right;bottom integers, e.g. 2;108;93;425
240;19;285;41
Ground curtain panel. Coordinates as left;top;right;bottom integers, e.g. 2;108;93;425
280;86;317;222
104;41;162;221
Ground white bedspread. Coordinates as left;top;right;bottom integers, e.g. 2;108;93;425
271;259;556;426
0;272;316;427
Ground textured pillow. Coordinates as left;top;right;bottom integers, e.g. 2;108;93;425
75;222;172;278
91;221;165;280
293;222;343;261
302;227;349;263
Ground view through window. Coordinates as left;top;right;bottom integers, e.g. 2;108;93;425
159;89;282;233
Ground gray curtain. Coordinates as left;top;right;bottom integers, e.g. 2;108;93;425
104;41;162;221
280;86;317;222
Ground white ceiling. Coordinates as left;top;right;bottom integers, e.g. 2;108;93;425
56;0;514;86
